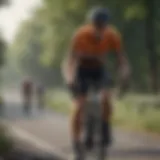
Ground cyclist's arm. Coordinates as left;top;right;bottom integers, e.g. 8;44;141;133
110;30;129;69
61;31;81;83
111;31;127;65
62;37;78;70
62;45;77;74
110;29;130;82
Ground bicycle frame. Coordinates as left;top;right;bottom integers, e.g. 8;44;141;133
86;89;101;121
83;88;106;160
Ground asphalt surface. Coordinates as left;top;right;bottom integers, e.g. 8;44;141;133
1;90;160;160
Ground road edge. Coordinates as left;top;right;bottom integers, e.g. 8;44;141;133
0;119;68;160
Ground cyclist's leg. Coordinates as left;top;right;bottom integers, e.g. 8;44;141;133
23;95;28;112
100;71;113;147
71;95;87;142
69;67;89;159
24;94;31;113
100;89;112;145
101;88;112;121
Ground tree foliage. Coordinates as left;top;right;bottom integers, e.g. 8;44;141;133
9;0;160;90
0;36;6;67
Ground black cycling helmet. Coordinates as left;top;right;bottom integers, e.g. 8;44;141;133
87;7;110;28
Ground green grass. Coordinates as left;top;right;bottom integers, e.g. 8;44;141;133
46;89;71;114
113;96;160;133
46;89;160;134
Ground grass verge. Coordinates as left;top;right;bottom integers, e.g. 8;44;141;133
46;89;71;114
46;89;160;134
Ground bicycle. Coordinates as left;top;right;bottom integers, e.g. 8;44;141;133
82;86;111;160
71;73;129;160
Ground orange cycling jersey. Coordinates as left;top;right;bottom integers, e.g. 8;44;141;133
71;24;123;57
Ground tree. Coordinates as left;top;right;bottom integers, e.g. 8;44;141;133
0;36;6;67
145;0;158;93
0;0;10;67
9;0;160;91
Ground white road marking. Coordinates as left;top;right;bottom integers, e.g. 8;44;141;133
1;119;73;160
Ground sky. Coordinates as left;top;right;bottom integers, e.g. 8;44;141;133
0;0;42;43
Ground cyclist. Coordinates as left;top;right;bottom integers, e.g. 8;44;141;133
62;7;130;160
22;77;33;113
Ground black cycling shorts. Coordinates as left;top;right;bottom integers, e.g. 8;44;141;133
69;66;113;97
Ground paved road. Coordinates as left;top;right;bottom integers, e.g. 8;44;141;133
1;91;160;160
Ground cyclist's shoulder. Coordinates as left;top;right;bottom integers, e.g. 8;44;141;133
73;24;93;38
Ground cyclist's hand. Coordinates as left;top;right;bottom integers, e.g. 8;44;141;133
63;65;75;86
118;63;131;98
65;71;74;86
